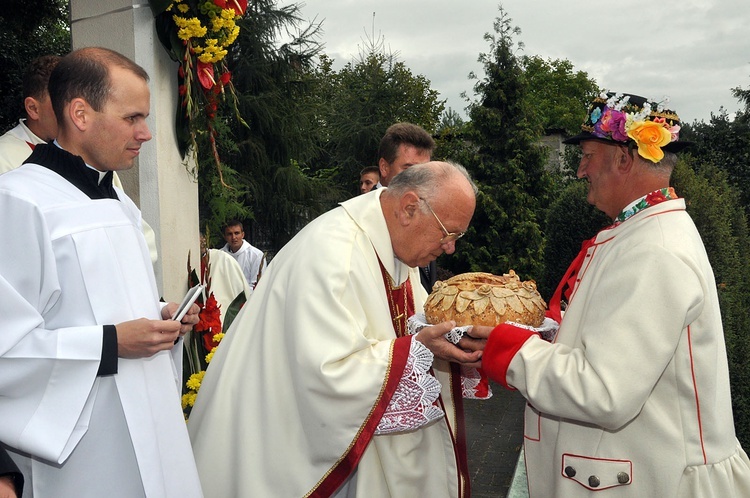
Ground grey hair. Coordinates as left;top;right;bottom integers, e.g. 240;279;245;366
385;160;477;211
631;144;676;178
656;151;678;171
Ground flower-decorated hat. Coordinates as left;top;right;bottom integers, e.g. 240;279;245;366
564;92;690;163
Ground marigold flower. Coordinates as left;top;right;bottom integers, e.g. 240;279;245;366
182;392;198;408
173;16;207;40
186;371;205;391
226;25;240;45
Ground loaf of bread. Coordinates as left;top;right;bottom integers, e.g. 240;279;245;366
424;270;547;327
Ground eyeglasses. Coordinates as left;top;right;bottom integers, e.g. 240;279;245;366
419;197;465;244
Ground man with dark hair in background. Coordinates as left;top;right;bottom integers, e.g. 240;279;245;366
377;122;435;187
221;219;266;289
0;55;61;174
359;165;380;194
377;122;438;293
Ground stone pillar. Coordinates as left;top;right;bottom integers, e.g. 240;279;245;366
70;0;199;301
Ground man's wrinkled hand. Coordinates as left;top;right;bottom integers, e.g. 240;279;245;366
414;321;483;368
457;332;486;354
116;318;181;358
468;325;495;340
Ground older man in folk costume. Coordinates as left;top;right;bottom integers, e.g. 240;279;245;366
0;48;202;497
473;93;750;497
188;161;487;497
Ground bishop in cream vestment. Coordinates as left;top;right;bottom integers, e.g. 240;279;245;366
188;187;472;497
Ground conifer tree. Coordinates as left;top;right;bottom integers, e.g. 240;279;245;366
442;6;554;281
309;35;444;195
0;0;70;132
671;157;750;448
200;0;337;252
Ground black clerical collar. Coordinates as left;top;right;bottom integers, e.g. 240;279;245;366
24;143;119;200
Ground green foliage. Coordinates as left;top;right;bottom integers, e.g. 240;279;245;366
309;38;445;195
520;55;600;135
682;108;750;212
197;155;251;247
441;6;554;281
433;118;477;167
539;181;609;299
198;0;340;253
671;157;750;448
0;0;70;132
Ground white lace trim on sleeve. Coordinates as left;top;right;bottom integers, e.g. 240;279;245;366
375;337;444;435
460;365;493;399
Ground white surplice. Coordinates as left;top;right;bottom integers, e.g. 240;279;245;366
0;163;202;497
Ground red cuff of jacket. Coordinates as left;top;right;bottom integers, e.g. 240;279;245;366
482;322;537;389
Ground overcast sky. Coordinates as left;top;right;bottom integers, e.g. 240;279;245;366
288;0;750;124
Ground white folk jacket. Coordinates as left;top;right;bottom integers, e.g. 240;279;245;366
484;199;750;497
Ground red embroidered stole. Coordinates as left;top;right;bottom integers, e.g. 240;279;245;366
376;257;471;497
377;258;415;336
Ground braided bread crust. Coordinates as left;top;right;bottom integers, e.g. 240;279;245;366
424;270;547;327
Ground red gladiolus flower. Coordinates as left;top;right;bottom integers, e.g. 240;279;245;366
215;0;247;15
220;71;231;85
233;0;248;15
201;330;220;352
197;61;216;90
195;294;222;333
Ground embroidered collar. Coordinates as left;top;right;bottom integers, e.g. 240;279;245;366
614;187;678;225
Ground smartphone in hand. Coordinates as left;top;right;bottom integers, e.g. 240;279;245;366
172;284;205;321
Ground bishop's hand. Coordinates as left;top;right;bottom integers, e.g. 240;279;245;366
414;321;483;369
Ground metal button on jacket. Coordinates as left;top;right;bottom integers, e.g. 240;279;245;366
617;472;630;484
588;475;601;488
564;466;576;478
